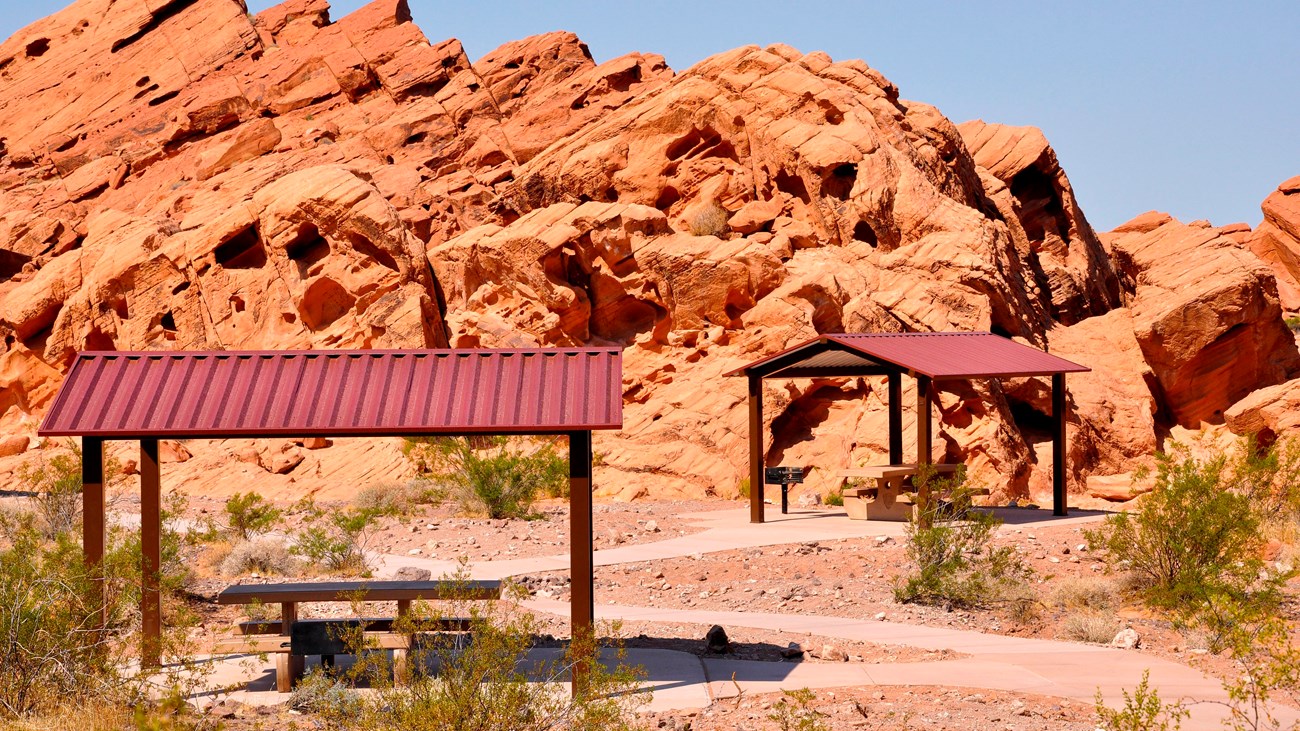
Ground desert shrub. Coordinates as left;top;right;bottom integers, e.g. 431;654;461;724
17;440;123;539
404;436;566;519
823;490;844;507
353;479;437;515
1084;439;1283;614
0;524;129;718
291;498;384;575
1050;576;1120;611
687;202;729;237
223;491;282;541
767;687;830;731
221;536;298;577
1095;670;1188;731
300;569;646;731
894;469;1033;610
1061;612;1122;644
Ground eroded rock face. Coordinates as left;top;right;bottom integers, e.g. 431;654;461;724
0;0;1295;503
1247;176;1300;311
1102;215;1299;428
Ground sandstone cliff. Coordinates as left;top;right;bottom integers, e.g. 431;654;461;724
0;0;1295;503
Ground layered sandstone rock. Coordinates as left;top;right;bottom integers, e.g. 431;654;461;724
1247;176;1300;311
0;0;1295;503
1102;214;1299;428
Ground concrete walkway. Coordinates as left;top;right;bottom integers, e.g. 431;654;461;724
211;505;1295;730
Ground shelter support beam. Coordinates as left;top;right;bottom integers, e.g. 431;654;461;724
140;438;161;668
915;375;932;466
82;436;106;626
569;430;594;695
748;375;765;524
888;372;902;464
1052;373;1068;516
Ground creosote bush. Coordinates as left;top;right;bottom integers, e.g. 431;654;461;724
18;440;124;539
894;467;1033;611
767;687;831;731
223;491;282;541
1084;437;1295;618
1095;670;1188;731
290;498;386;575
404;436;567;519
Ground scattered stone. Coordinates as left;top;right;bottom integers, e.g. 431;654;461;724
780;642;804;659
1111;627;1141;650
796;492;820;508
705;625;729;653
393;566;431;582
0;435;29;457
819;644;848;662
645;520;661;533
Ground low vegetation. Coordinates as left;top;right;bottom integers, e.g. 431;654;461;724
894;468;1033;611
1089;436;1300;730
290;574;646;731
403;436;568;519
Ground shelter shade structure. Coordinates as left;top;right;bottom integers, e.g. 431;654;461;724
39;348;622;691
726;332;1090;522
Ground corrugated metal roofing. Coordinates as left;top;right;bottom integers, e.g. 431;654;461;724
726;332;1089;380
39;348;623;438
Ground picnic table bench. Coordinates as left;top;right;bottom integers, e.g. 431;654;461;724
839;463;963;521
215;579;502;691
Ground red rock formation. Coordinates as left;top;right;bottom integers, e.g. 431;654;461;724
1247;176;1300;311
0;0;1295;502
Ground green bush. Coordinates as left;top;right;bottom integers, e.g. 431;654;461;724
767;688;830;731
291;498;384;575
1084;440;1277;613
223;491;282;541
404;437;567;519
823;490;844;507
1095;670;1188;731
894;468;1032;609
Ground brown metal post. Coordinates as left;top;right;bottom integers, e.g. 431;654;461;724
278;602;301;692
1052;373;1068;516
887;372;903;464
82;436;106;627
140;438;162;668
748;374;765;524
569;430;594;695
915;375;932;466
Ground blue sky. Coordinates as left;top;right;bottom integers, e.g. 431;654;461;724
4;0;1296;231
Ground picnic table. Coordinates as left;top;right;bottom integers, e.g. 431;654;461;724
839;463;962;521
215;579;502;691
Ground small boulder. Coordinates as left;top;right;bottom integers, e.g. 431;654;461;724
269;450;304;474
780;641;805;659
1111;627;1141;650
705;624;729;654
393;566;432;581
0;435;29;457
796;492;821;508
819;644;848;662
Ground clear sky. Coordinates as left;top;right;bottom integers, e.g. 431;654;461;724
3;0;1296;231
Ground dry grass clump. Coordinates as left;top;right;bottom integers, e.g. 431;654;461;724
221;536;299;577
1060;612;1122;644
687;203;729;237
1049;575;1120;611
353;479;436;516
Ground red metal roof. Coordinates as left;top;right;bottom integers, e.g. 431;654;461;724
39;348;623;438
726;332;1089;380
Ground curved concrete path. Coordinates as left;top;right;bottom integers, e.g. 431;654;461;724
373;505;1296;730
208;506;1295;730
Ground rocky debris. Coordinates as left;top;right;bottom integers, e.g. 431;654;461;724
1085;473;1153;502
704;624;729;653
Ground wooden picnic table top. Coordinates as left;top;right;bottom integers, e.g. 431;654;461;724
840;463;961;480
216;579;503;605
